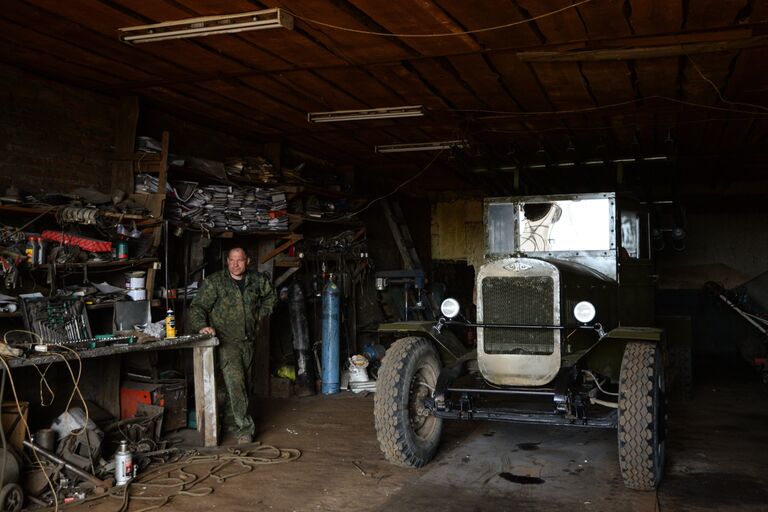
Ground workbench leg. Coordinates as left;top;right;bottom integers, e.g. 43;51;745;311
193;346;218;447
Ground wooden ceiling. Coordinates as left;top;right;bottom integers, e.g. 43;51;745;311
3;0;768;194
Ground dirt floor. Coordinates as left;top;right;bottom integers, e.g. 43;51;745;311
64;355;767;512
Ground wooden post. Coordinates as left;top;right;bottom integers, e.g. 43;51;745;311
263;142;281;173
254;240;275;398
111;96;139;194
193;344;218;447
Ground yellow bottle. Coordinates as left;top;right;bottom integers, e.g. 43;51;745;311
165;309;176;338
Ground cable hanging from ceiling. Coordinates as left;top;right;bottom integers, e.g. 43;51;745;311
285;0;593;38
443;95;768;117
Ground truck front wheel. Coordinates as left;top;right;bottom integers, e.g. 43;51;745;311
618;342;666;490
374;337;443;467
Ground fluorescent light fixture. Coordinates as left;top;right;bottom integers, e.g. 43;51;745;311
119;8;293;44
375;139;468;153
308;106;424;123
472;155;668;173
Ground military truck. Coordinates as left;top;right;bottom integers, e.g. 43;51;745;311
374;192;667;490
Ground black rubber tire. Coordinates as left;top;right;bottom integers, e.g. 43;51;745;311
0;483;23;512
374;337;443;467
618;342;666;490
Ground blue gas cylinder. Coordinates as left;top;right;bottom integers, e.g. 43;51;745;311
321;278;341;394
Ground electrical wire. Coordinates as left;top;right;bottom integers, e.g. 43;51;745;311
301;148;446;223
447;94;768;117
10;205;59;236
1;331;93;510
582;369;619;396
0;355;59;511
287;0;593;38
686;54;768;113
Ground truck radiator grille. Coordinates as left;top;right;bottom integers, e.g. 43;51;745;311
481;276;556;355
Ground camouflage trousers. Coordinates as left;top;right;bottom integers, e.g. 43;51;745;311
216;340;256;438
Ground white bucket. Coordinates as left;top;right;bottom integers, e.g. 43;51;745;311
125;271;146;290
127;288;147;301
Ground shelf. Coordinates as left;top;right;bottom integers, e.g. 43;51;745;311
30;258;158;271
0;204;58;216
0;204;153;223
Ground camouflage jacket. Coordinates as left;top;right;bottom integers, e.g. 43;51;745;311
188;269;276;343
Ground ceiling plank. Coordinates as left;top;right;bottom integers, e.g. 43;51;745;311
407;58;488;110
269;70;368;110
685;0;748;30
194;80;307;128
726;46;768;105
1;1;191;79
0;16;157;82
446;54;521;111
634;57;680;97
433;0;542;49
574;0;633;38
680;52;739;106
486;52;552;111
142;86;277;136
0;36;118;88
629;0;683;34
580;61;636;105
514;0;587;44
529;62;596;110
347;0;482;55
314;67;409;108
365;63;450;110
268;0;418;63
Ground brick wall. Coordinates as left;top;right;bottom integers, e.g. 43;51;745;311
0;63;267;197
0;63;116;195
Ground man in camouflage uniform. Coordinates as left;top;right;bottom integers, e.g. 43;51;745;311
189;247;276;444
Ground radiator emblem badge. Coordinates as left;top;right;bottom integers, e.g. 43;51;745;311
503;262;532;272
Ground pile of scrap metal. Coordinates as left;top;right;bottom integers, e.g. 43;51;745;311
17;406;177;509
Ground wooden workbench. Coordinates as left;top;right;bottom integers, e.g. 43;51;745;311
5;334;220;447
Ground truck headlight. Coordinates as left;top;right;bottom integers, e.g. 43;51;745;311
440;298;460;319
573;301;596;323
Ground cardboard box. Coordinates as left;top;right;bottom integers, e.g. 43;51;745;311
2;401;29;451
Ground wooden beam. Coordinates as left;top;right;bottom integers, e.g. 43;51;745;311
274;266;301;288
258;234;304;264
518;35;768;62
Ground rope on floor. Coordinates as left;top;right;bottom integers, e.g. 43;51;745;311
39;442;301;511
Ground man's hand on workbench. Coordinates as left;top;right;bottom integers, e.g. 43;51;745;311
199;327;216;336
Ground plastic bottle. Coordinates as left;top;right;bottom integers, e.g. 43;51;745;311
25;236;35;265
114;440;133;486
36;237;46;265
165;309;176;339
